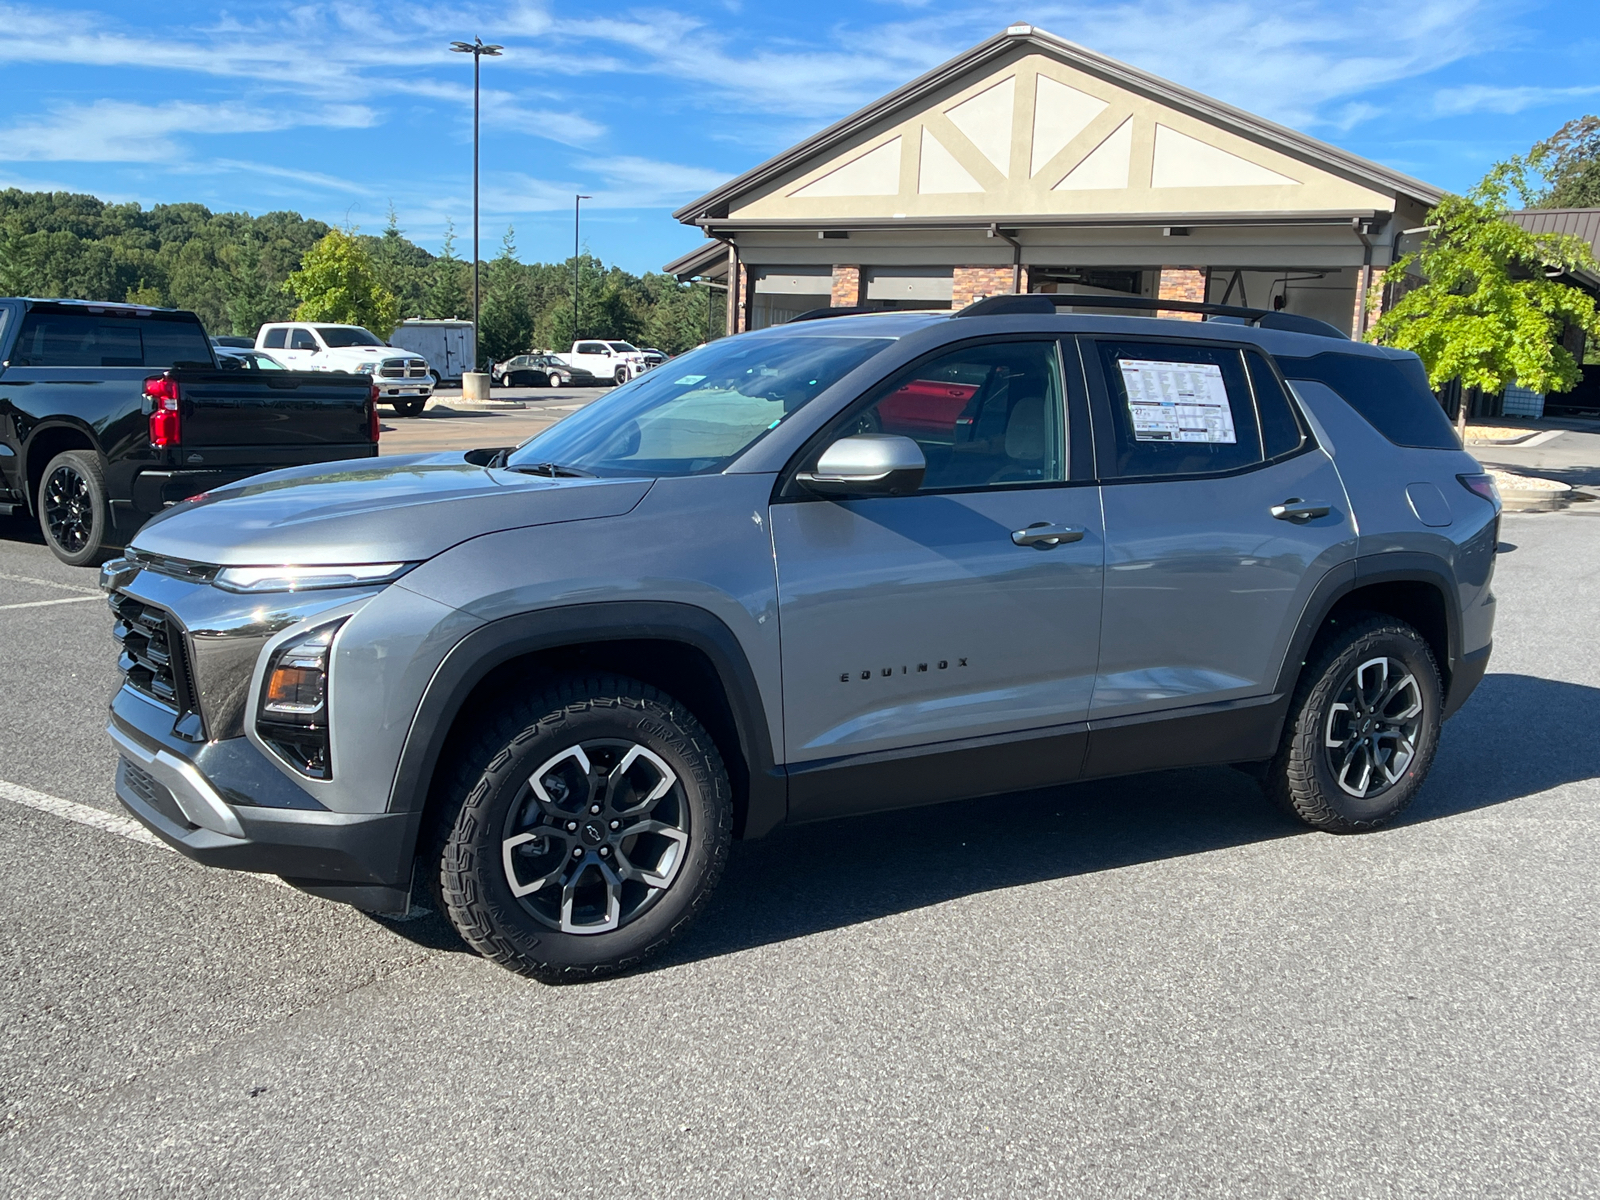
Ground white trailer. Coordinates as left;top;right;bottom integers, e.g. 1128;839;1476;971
389;320;475;384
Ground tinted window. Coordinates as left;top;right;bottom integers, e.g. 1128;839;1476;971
1247;353;1307;459
577;342;608;355
1093;340;1262;478
289;328;318;351
9;312;211;367
262;327;287;349
316;326;384;347
1276;351;1458;450
607;342;638;352
846;341;1064;490
509;332;893;478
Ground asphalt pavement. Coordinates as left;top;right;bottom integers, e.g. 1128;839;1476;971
0;434;1597;1196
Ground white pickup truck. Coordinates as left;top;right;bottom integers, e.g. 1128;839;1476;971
256;322;435;417
556;340;660;386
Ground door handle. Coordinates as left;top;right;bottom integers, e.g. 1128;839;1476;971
1011;522;1087;549
1270;498;1332;522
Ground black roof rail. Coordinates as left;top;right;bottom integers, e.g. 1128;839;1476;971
954;293;1349;340
787;306;882;322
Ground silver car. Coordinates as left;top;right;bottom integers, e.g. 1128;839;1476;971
101;298;1499;981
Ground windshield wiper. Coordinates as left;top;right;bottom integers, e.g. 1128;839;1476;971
508;461;595;479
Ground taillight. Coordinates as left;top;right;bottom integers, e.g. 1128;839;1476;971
368;381;381;442
145;374;180;447
1457;472;1501;508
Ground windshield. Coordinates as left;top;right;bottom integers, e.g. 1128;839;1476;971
506;332;893;478
316;326;385;348
607;342;638;353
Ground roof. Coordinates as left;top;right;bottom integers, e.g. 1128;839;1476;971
663;240;729;280
674;24;1443;226
1507;208;1600;253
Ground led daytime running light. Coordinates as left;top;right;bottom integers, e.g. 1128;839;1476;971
215;562;413;593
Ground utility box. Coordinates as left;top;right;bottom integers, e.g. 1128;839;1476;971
389;320;475;384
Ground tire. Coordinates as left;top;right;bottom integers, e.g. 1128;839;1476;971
38;449;112;567
614;367;629;385
392;397;427;417
430;370;442;387
434;673;733;982
1270;613;1443;833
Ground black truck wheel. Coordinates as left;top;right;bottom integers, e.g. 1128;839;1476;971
392;397;427;417
1270;614;1443;833
38;450;112;567
433;674;732;982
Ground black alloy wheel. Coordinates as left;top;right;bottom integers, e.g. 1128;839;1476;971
1270;613;1442;832
434;674;732;981
38;449;111;567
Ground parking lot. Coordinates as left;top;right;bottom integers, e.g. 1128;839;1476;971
0;412;1597;1196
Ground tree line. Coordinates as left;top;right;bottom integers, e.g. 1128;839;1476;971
0;189;725;362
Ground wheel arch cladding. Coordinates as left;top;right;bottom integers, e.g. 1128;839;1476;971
391;602;784;854
25;424;99;510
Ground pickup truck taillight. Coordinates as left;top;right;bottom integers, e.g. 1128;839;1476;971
368;380;381;442
144;375;181;447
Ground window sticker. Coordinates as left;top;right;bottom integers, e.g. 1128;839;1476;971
1117;358;1237;444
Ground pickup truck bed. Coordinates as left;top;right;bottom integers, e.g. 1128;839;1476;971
0;298;378;564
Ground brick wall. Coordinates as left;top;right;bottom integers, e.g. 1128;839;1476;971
1157;267;1206;321
830;265;862;307
952;266;1015;309
1351;270;1380;340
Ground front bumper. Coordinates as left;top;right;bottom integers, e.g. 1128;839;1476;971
108;691;417;912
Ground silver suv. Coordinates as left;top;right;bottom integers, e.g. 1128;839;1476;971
101;298;1500;981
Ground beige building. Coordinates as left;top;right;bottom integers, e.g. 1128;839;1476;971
666;23;1441;339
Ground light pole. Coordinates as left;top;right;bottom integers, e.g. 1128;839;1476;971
574;194;592;342
449;36;503;371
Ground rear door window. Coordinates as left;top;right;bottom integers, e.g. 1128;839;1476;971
1247;352;1308;460
1275;351;1458;450
9;312;211;367
262;327;287;349
1088;339;1262;478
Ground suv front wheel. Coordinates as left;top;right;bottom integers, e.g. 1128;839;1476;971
433;674;732;981
1271;613;1443;832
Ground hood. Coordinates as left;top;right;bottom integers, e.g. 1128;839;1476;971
130;453;653;566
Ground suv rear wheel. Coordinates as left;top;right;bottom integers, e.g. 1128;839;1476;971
433;674;732;981
1271;613;1442;832
38;449;111;567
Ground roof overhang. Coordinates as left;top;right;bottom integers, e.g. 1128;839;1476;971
695;210;1392;235
674;24;1442;226
663;239;731;281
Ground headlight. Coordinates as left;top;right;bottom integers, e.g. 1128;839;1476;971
257;619;345;779
215;563;414;593
356;363;377;374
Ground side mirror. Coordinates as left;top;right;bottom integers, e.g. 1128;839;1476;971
305;344;320;354
797;434;926;498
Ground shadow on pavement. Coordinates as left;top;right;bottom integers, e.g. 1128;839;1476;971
374;671;1600;969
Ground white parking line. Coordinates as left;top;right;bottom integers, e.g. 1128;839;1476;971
0;595;104;611
0;778;167;848
0;571;101;595
0;777;294;892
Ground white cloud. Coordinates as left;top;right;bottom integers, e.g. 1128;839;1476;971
1433;84;1600;117
0;100;376;163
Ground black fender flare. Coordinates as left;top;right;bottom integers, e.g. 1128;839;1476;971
17;416;103;514
387;600;785;848
1273;553;1465;716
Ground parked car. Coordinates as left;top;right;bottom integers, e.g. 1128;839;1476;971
101;299;1499;982
0;298;380;565
215;347;290;371
639;347;670;367
256;322;433;417
555;340;653;385
211;335;256;350
494;353;582;388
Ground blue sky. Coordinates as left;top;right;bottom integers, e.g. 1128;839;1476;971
0;1;1596;274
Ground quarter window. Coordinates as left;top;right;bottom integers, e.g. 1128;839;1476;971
845;340;1065;491
1248;353;1308;459
1092;340;1262;479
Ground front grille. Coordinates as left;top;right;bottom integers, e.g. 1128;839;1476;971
109;592;203;734
379;357;429;379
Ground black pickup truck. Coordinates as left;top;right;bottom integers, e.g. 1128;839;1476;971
0;298;379;565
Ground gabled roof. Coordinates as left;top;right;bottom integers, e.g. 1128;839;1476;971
674;23;1442;225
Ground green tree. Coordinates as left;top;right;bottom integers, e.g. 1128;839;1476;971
1533;116;1600;208
478;227;534;364
425;219;468;320
1368;158;1600;402
284;227;401;337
